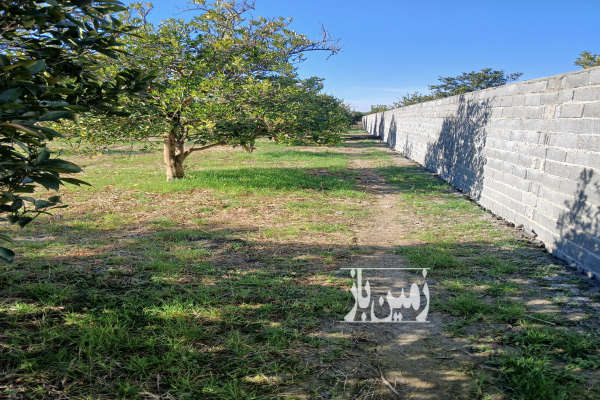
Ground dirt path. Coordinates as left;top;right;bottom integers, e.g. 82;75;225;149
314;133;600;400
320;136;476;399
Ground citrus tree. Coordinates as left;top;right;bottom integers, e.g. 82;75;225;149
0;0;149;261
63;1;350;180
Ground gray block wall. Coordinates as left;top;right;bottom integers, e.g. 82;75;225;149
363;67;600;276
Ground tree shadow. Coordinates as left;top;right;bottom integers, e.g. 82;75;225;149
555;168;600;274
5;216;589;399
2;221;360;398
424;96;492;200
338;136;388;149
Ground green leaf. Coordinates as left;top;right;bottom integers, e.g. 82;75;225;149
36;148;51;164
26;59;46;74
34;199;56;209
31;175;60;191
37;159;82;173
0;247;15;263
17;216;33;228
61;177;91;186
0;88;22;103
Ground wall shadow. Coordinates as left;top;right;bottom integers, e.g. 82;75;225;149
377;113;385;138
387;114;397;149
555;168;600;273
424;96;492;200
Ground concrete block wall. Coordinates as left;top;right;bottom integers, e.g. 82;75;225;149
363;67;600;276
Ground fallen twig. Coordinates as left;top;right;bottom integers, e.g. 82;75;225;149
525;314;557;326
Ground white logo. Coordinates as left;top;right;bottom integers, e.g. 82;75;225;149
342;268;430;323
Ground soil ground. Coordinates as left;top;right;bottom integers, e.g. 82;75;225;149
1;131;599;399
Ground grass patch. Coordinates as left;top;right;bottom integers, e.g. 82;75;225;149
380;163;599;399
1;139;365;399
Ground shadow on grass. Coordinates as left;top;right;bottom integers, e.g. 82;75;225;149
2;222;359;398
3;135;598;399
3;217;597;399
392;241;599;400
338;134;389;149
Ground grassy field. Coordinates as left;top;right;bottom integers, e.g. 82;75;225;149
1;131;599;399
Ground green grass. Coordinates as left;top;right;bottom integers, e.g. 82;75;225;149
380;160;600;400
1;228;355;398
1;140;364;399
74;142;358;197
2;134;598;399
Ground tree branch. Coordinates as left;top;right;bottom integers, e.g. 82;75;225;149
182;142;224;158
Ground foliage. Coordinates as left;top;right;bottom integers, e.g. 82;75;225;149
369;104;391;113
0;0;149;261
574;51;600;69
348;110;366;125
393;91;437;107
67;1;350;180
387;68;522;110
429;68;522;97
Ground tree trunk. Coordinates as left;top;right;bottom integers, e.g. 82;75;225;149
163;131;185;181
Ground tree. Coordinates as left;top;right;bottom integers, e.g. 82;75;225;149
349;111;366;125
71;1;348;181
575;51;600;69
429;68;522;98
393;92;436;108
390;68;522;110
369;104;391;113
0;0;149;262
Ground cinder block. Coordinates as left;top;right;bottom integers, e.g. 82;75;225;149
558;103;584;118
573;87;600;102
546;77;562;90
555;239;586;263
583;252;600;275
590;68;600;84
499;96;513;107
558;178;579;195
512;96;526;106
363;68;600;275
521;80;548;93
537;199;565;219
541;92;559;104
539;185;571;207
545;147;567;162
582;102;600;118
548;133;578;149
556;118;600;134
562;71;590;88
565;151;596;166
558;89;574;102
525;95;542;106
546;160;586;180
522;192;539;207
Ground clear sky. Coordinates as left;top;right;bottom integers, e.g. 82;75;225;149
125;0;600;111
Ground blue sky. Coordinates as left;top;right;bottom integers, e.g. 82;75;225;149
126;0;600;111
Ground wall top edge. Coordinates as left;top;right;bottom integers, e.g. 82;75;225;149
362;65;600;118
